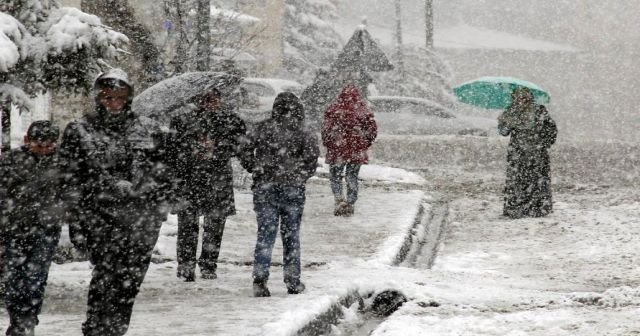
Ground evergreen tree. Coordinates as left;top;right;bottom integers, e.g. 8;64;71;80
283;0;343;83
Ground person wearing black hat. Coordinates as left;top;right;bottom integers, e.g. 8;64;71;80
59;69;172;336
0;120;65;336
168;86;253;282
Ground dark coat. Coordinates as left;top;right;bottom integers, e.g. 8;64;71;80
499;105;558;218
59;108;173;251
321;85;377;164
0;147;65;240
168;105;253;217
250;92;319;188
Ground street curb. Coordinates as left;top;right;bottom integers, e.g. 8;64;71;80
292;199;441;335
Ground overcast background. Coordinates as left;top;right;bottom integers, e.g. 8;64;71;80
337;1;640;143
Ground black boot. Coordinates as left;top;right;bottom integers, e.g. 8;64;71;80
286;282;306;295
253;280;271;297
177;264;195;282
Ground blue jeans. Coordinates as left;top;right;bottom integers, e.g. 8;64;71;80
3;228;60;336
329;163;361;204
252;184;305;287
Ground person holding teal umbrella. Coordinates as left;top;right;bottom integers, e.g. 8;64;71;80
498;87;557;219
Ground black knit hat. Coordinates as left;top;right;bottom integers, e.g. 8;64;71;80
26;120;60;141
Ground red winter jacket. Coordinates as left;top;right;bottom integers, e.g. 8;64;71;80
321;85;378;164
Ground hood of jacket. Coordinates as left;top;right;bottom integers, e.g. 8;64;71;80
272;92;304;129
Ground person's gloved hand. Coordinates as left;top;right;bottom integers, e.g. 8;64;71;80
114;180;135;197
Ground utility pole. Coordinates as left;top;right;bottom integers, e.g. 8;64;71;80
425;0;434;49
394;0;406;80
195;0;211;71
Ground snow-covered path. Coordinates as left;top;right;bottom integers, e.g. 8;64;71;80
0;181;426;335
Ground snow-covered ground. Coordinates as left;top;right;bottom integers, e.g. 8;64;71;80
369;187;640;336
1;177;427;335
2;133;639;335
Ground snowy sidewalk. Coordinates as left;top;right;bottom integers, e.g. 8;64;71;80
0;179;427;335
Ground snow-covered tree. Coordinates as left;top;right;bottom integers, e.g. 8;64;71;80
374;46;457;108
283;0;343;83
0;0;127;151
81;0;163;87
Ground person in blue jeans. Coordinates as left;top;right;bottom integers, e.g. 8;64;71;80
1;121;66;336
248;92;319;297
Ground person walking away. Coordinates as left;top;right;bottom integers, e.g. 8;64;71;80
0;121;65;336
249;92;319;297
168;87;253;282
321;84;377;216
59;69;172;336
498;87;558;219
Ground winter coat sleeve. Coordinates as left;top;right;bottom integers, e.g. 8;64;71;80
302;131;320;181
362;109;378;147
229;118;254;173
0;152;16;220
497;111;512;136
321;109;339;147
537;106;557;148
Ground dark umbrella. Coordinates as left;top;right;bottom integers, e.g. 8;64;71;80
128;72;242;150
132;72;242;127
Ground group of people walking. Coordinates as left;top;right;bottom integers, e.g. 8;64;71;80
0;67;556;335
0;70;379;335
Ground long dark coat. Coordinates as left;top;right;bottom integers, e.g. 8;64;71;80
168;106;253;217
499;105;558;218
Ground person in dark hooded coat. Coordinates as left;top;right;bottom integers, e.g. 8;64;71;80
0;121;65;336
59;69;173;336
248;92;319;297
499;87;558;219
167;88;253;282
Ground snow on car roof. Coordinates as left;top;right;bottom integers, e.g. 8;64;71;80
368;95;449;110
242;77;303;92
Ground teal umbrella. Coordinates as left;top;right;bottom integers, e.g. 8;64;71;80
453;76;550;110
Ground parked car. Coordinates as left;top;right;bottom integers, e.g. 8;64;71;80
236;77;304;123
367;96;497;136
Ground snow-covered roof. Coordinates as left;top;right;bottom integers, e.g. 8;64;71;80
336;21;578;53
211;6;260;25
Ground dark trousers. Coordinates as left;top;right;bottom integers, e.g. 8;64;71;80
329;163;361;204
252;184;305;287
177;208;226;273
80;211;162;336
3;229;60;336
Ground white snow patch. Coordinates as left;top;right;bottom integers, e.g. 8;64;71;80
317;158;427;186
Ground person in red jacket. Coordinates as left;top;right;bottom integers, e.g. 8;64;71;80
321;84;377;216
